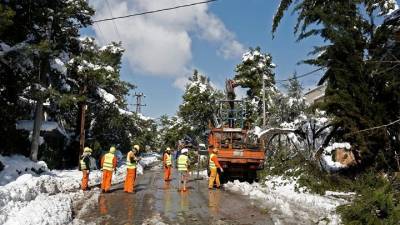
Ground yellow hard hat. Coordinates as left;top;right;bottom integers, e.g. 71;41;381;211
166;147;171;151
133;145;140;151
84;147;92;153
109;146;116;153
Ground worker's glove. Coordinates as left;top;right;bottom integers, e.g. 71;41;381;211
220;168;224;173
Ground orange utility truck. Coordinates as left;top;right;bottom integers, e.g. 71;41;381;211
207;80;265;182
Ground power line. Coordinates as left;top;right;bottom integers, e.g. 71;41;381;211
93;0;218;23
276;67;325;82
104;0;122;41
347;118;400;136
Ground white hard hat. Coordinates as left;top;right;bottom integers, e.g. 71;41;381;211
181;148;188;154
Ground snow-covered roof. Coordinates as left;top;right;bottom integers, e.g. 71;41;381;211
15;120;68;137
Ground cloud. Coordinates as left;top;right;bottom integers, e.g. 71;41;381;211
173;76;190;91
91;0;245;85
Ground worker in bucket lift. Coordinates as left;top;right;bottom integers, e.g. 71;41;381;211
101;146;118;193
209;148;223;189
79;147;92;191
124;144;140;193
163;147;173;181
177;148;189;192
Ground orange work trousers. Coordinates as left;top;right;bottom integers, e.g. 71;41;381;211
208;168;220;188
124;168;136;193
81;170;89;190
164;166;172;181
101;170;113;192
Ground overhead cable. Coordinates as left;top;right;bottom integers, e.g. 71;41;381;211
93;0;218;23
276;67;325;82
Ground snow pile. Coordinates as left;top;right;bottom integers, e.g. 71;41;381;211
225;176;349;224
142;213;167;225
137;156;160;175
0;154;125;225
321;142;352;172
0;155;48;185
0;153;161;224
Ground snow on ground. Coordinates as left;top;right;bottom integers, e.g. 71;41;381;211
224;176;351;225
0;154;160;225
141;213;168;225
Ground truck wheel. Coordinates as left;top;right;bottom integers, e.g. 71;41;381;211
247;171;257;183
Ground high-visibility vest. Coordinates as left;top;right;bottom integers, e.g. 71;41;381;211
209;153;216;169
80;157;88;170
126;151;136;169
103;153;115;171
177;155;188;171
165;153;172;166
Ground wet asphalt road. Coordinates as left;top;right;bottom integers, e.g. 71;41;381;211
74;165;274;225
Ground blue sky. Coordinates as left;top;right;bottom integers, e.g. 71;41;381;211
83;0;397;118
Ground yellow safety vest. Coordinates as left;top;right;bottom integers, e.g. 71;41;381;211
126;151;137;169
80;158;87;170
165;153;172;166
209;153;216;169
103;153;115;171
177;155;188;171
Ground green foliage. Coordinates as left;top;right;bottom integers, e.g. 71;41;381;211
234;47;277;127
178;70;223;142
338;180;400;225
158;115;190;150
0;5;15;35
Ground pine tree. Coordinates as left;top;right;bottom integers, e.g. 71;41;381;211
0;0;93;160
272;0;400;170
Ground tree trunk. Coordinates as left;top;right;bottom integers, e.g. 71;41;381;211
30;57;47;162
30;100;43;161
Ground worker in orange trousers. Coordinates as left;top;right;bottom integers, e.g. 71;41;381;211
163;147;172;181
101;146;117;193
209;148;223;189
124;144;140;193
80;147;92;191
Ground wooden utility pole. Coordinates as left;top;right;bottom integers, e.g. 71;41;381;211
262;74;266;128
134;92;146;114
78;85;87;164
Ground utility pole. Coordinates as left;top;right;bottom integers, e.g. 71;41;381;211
262;73;266;128
134;92;146;114
78;84;87;165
